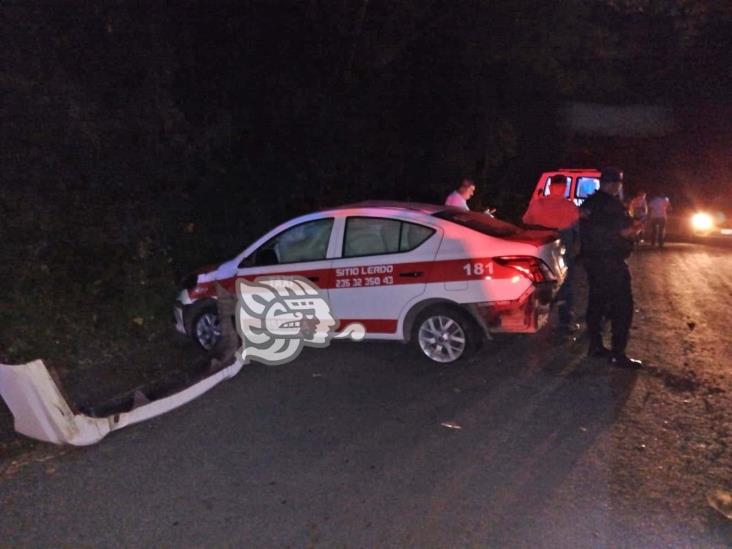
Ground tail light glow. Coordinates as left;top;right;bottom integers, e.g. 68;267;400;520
494;256;554;283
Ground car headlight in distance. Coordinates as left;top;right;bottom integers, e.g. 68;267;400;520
691;212;714;233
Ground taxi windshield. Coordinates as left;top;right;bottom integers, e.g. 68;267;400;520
433;209;521;237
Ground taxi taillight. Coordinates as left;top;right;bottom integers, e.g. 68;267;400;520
494;256;553;283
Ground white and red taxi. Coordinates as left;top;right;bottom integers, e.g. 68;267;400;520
174;202;567;363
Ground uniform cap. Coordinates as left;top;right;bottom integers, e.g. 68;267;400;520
600;166;623;183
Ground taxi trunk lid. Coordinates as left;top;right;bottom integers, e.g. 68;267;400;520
502;229;568;283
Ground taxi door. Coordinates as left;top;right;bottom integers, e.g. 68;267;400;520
329;216;442;336
234;217;336;292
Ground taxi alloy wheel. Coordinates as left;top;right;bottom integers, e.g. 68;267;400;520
193;307;222;351
415;307;476;364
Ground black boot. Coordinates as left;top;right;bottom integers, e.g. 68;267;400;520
587;343;612;359
609;353;643;369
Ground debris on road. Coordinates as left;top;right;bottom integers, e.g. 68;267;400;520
0;357;244;446
707;489;732;520
440;421;462;430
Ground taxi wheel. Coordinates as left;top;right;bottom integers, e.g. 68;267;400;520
192;306;222;351
413;306;480;364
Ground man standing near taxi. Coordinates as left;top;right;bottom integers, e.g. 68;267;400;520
580;167;643;368
522;174;580;336
445;178;476;211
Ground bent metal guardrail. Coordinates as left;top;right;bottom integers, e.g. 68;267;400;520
0;357;245;446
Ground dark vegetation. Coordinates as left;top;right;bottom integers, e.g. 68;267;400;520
1;1;731;367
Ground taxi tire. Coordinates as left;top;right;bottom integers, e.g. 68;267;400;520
413;305;482;364
192;305;222;351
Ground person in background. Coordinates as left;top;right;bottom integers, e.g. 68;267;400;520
648;193;671;247
580;167;644;369
628;190;648;244
445;178;476;211
629;191;648;219
522;174;580;337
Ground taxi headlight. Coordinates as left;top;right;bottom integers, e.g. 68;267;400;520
691;212;714;232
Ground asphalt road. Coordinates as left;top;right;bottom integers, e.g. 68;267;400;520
1;242;731;547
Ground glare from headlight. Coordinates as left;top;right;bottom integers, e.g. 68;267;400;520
691;212;714;232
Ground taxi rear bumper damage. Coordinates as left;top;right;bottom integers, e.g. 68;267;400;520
0;357;243;446
474;281;556;333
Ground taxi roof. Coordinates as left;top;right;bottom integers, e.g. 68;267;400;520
325;201;449;214
554;168;600;173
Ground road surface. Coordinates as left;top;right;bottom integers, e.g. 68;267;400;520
1;242;730;547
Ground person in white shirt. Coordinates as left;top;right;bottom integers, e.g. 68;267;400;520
648;194;671;247
628;191;649;243
628;191;648;220
445;178;476;211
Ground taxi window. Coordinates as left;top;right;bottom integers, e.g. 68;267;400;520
400;222;434;251
433;210;520;237
245;218;334;266
343;217;435;257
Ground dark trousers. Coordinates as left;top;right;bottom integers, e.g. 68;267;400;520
584;257;633;354
555;227;578;328
649;217;666;247
555;261;575;327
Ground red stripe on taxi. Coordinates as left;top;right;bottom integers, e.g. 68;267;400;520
189;257;527;298
338;319;398;334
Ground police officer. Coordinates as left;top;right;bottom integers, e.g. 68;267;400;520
580;167;643;368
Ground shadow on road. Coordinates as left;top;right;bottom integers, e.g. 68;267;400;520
287;330;640;545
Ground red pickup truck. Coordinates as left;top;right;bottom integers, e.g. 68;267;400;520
528;168;601;208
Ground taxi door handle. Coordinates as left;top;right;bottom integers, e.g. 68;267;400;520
399;271;424;278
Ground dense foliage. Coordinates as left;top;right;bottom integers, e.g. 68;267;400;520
1;1;730;363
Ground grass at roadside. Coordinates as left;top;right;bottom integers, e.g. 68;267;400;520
0;195;215;457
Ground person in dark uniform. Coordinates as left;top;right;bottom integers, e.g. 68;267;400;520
580;167;643;368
